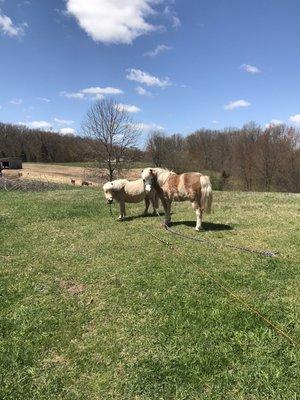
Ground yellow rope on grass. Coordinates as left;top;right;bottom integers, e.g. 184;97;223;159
108;204;299;347
140;223;300;348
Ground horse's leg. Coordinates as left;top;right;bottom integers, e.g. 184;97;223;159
153;200;160;216
164;199;171;226
192;201;203;231
142;197;150;216
156;190;171;225
150;193;159;216
118;201;126;220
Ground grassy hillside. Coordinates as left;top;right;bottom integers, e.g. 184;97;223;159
0;188;299;399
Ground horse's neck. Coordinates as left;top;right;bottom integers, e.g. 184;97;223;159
157;170;174;186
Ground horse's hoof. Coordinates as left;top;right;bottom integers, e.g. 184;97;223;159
195;226;203;232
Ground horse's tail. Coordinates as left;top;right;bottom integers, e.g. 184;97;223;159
200;175;213;213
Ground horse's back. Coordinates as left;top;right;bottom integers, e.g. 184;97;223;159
165;172;202;201
125;179;144;194
123;179;145;203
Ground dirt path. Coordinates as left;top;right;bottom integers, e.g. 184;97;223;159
4;163;96;186
3;163;141;186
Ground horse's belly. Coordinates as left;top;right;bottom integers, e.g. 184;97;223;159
171;189;189;202
123;193;145;203
173;195;188;202
174;197;186;202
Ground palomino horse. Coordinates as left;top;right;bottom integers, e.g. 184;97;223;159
141;168;212;231
103;178;159;220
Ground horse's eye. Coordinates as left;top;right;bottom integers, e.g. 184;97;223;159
142;179;145;183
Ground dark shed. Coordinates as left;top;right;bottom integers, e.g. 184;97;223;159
0;157;23;170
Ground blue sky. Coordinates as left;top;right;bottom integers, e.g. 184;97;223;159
1;0;300;145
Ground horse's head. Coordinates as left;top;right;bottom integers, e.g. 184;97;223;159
103;180;127;203
141;168;156;193
102;181;114;204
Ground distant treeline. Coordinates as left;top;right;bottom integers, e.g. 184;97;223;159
0;122;143;165
146;123;300;193
1;121;299;192
0;123;97;163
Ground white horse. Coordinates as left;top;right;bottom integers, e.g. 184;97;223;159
103;178;159;220
141;167;212;231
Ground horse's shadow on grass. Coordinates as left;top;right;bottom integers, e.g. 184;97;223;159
124;212;167;222
171;220;233;231
123;214;232;231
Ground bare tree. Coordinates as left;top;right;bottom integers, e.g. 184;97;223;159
233;123;260;190
146;131;168;167
82;99;140;180
146;132;190;172
255;125;282;191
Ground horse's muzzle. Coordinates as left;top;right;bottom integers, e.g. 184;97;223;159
107;199;113;204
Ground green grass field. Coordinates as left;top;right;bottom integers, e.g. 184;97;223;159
1;187;299;399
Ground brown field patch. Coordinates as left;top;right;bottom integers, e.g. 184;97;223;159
2;163;142;186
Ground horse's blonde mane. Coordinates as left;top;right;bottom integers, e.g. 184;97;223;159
103;179;128;192
153;167;170;174
153;167;176;175
143;167;175;187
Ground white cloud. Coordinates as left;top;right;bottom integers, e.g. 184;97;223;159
10;98;23;105
81;86;123;95
0;9;27;37
54;118;74;125
143;44;172;57
66;0;162;45
289;114;300;124
61;86;123;100
92;94;104;100
240;64;261;74
172;15;181;28
224;99;251;110
136;122;165;133
163;5;181;29
116;103;140;113
126;68;171;87
212;120;219;124
19;120;52;129
60;91;85;99
265;119;283;129
37;97;51;102
135;86;151;96
60;127;75;135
